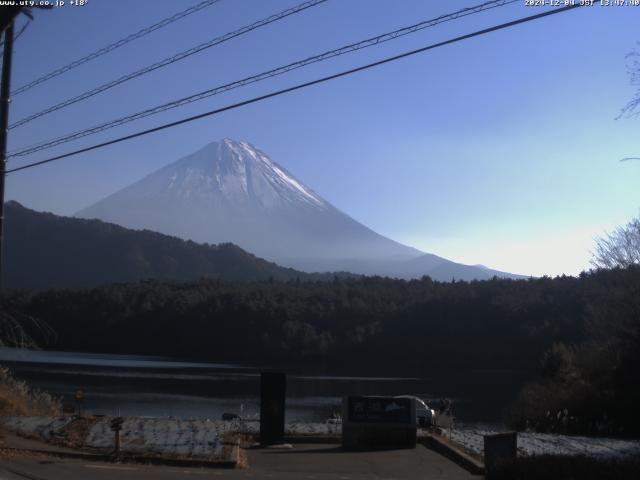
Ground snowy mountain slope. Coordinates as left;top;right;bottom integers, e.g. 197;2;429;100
77;139;524;281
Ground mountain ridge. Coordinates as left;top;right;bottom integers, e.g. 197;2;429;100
77;139;525;281
3;201;340;290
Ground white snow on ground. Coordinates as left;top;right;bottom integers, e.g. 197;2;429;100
238;420;341;436
2;416;72;440
446;425;640;460
2;417;340;459
5;416;639;460
85;418;228;458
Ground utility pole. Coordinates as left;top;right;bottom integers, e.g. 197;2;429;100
0;21;14;291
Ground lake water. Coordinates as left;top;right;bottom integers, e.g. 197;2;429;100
0;348;523;424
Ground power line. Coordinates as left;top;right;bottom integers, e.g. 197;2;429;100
10;0;223;96
9;0;329;130
13;21;29;41
0;20;29;48
9;0;518;158
5;4;582;175
8;0;515;155
6;3;582;174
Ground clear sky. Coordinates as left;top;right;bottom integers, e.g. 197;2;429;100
4;0;639;277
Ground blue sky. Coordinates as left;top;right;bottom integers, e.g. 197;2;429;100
4;0;639;277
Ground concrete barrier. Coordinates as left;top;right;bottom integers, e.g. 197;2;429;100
484;431;517;479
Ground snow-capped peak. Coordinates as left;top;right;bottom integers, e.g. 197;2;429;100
167;139;326;210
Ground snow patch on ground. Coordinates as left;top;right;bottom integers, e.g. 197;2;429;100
238;420;341;436
2;417;341;459
2;416;72;440
85;417;227;458
446;425;640;460
5;416;638;461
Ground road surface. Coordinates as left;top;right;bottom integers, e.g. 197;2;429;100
1;442;479;479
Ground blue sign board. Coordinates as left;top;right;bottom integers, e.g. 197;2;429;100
347;396;412;424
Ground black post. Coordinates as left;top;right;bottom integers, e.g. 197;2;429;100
114;429;121;456
0;21;14;291
110;417;124;456
260;371;286;446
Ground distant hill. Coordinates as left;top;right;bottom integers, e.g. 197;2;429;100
3;201;325;290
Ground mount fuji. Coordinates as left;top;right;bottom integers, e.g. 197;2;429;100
77;139;522;281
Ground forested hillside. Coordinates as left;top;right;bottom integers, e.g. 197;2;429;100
3;201;329;289
0;270;617;371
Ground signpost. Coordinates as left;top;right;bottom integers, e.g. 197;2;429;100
342;396;417;449
62;401;75;415
74;389;84;417
346;396;412;424
110;417;124;456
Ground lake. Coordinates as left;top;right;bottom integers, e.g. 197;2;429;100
0;348;524;424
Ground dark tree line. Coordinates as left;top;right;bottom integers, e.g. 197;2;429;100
0;274;584;370
2;267;640;433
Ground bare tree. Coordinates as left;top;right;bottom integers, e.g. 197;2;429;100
592;216;640;269
0;295;54;348
618;46;640;119
0;309;44;348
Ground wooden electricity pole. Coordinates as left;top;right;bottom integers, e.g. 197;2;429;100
0;20;14;291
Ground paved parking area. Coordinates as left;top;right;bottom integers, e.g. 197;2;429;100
1;441;480;479
246;441;479;479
